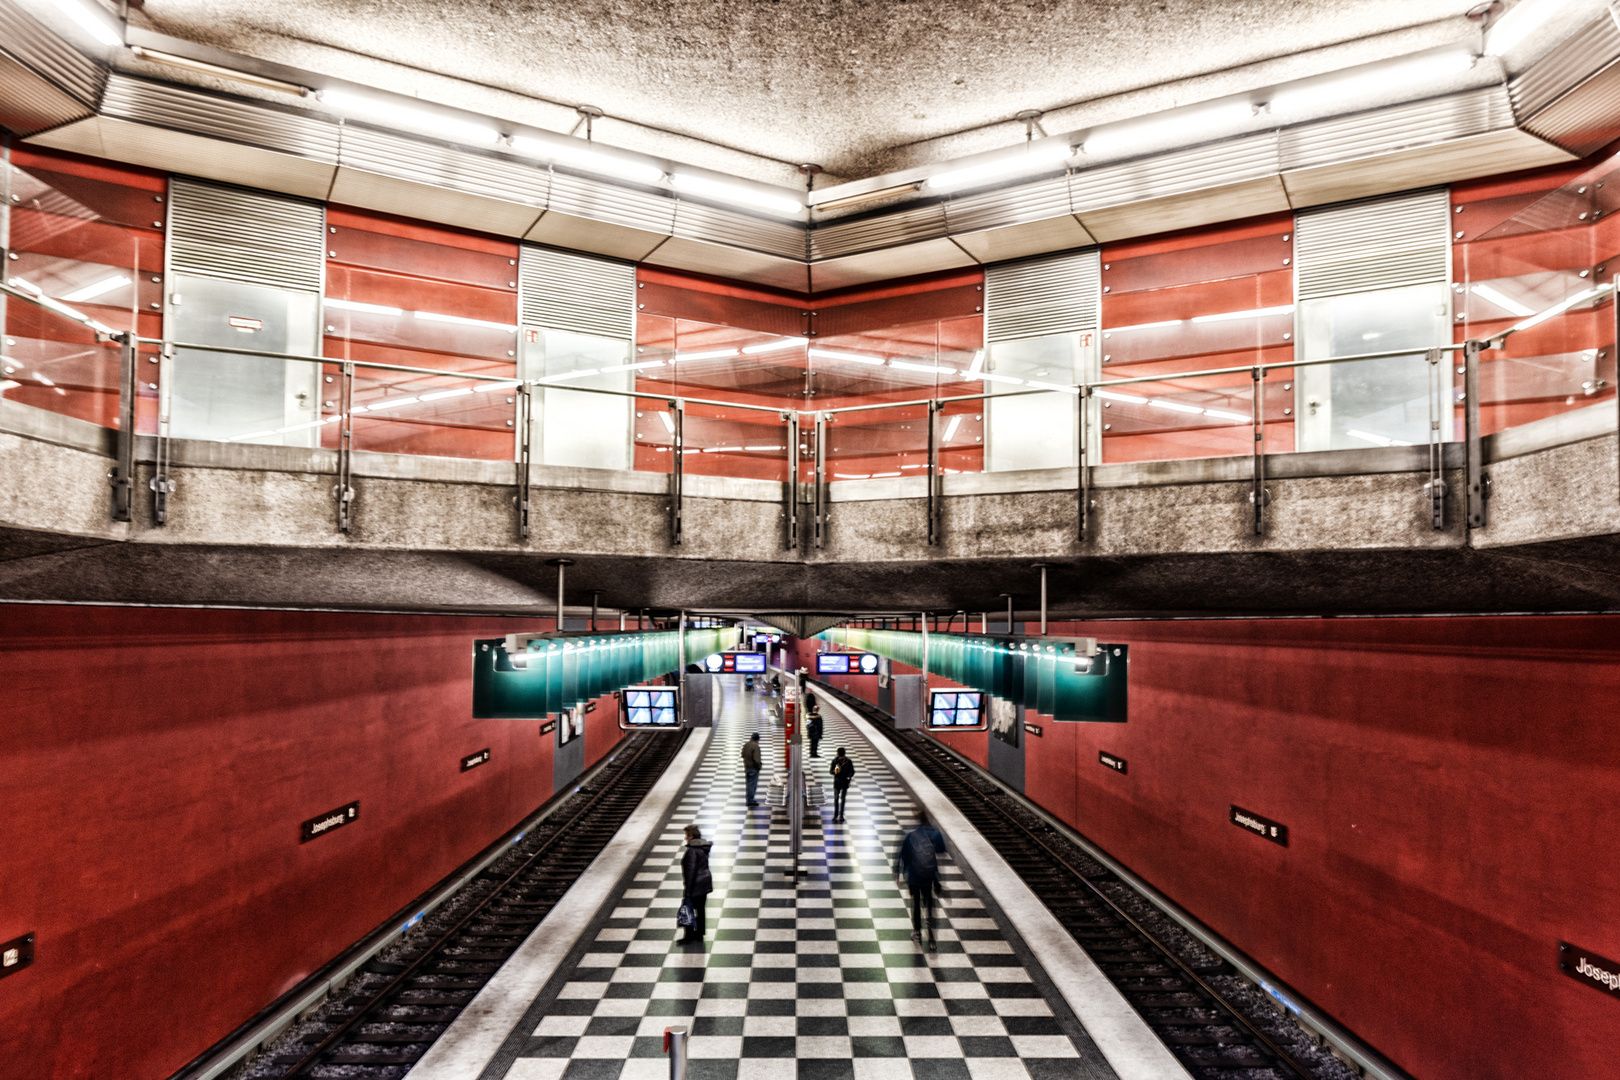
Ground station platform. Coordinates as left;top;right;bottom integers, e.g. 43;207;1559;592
408;680;1187;1080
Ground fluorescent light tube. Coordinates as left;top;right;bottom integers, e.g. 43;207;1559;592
833;473;871;479
743;445;785;451
671;348;739;362
473;380;522;392
1094;389;1147;404
1487;0;1579;55
61;274;131;303
543;368;601;381
942;415;963;441
1190;304;1295;323
701;446;745;453
321;87;501;146
276;419;328;433
1104;319;1182;335
927;139;1075;193
658;411;676;433
1083;101;1253;156
812;182;923;212
599;359;666;373
670;174;805;217
1346;428;1411;447
128;46;307;95
32;372;56;386
1470;283;1535;318
508;135;665;185
327;298;405;316
1148;399;1205;415
1203;408;1252;422
361;396;420;411
889;360;956;375
419;388;475;401
976;372;1024;386
741;337;808;354
809;348;885;365
1509;285;1606;332
46;0;121;47
1026;380;1080;395
966;350;985;375
414;310;516;331
1269;51;1475;117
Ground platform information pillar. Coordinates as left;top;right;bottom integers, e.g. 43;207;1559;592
783;675;803;877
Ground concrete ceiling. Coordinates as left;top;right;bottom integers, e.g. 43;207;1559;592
130;0;1481;184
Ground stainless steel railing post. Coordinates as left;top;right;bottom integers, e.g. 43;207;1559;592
664;1026;688;1080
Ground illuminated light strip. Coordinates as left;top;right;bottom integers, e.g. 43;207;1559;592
321;87;502;146
942;415;963;441
1346;428;1412;448
541;368;601;381
508;135;665;185
966;350;985;374
1083;100;1254;156
743;445;785;451
1095;389;1147;404
672;348;739;362
1026;380;1079;395
419;388;475;401
1487;0;1580;55
1148;399;1204;415
890;360;956;375
0;380;20;392
61;274;131;303
870;471;902;478
833;473;871;479
1269;51;1475;116
414;310;516;332
809;348;885;366
326;298;405;316
1508;285;1607;332
701;446;745;453
658;412;676;433
976;371;1023;386
1203;408;1252;422
1189;304;1295;324
45;0;121;47
473;380;522;393
227;429;278;442
1469;283;1534;318
669;174;805;217
1102;319;1181;335
7;277;116;335
33;372;56;387
361;396;419;411
926;139;1075;193
599;359;666;373
277;419;328;433
741;337;808;355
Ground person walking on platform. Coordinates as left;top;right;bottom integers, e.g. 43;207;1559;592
829;746;855;823
680;824;713;945
896;811;946;951
807;700;824;758
742;732;762;807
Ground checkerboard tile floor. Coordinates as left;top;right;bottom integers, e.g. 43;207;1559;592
499;679;1106;1080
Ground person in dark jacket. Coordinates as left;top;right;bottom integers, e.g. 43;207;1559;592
895;811;946;951
807;704;824;758
742;732;762;807
829;747;855;823
681;824;713;944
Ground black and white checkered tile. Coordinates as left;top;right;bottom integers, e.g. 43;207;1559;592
502;679;1090;1080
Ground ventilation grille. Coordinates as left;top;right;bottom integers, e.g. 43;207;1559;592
520;245;635;338
104;75;339;163
167;177;325;291
1280;87;1511;174
810;203;948;261
673;199;806;261
985;249;1100;342
1294;189;1450;300
1508;12;1620;120
338;126;548;206
0;0;105;105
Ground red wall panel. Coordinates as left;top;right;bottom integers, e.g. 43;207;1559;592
0;605;626;1080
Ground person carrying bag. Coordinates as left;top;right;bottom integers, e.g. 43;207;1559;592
679;824;713;944
829;747;855;823
895;811;946;952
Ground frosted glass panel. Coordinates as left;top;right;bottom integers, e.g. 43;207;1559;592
1297;283;1451;451
167;274;320;446
985;332;1087;472
525;328;633;470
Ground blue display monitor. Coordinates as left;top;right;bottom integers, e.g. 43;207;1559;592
816;652;879;675
624;687;679;726
928;690;985;728
734;652;767;673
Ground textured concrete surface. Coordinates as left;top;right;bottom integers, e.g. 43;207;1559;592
134;0;1475;181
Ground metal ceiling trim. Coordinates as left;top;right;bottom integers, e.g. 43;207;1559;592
519;243;636;339
168;176;326;292
809;203;950;261
1279;86;1513;173
1294;188;1450;300
1518;62;1620;156
1069;134;1281;214
0;51;94;136
336;125;547;208
985;249;1101;342
670;199;806;261
1508;11;1620;120
0;0;104;106
945;175;1077;236
102;73;338;163
545;169;677;238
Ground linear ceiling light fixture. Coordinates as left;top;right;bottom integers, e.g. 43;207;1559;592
808;348;886;366
814;182;924;212
128;46;307;95
669;174;805;217
741;337;809;354
1486;0;1580;55
889;360;956;375
326;298;405;316
672;347;740;362
1268;50;1476;117
926;138;1075;193
1470;282;1535;317
509;135;665;184
320;87;502;146
1507;284;1608;332
46;0;121;47
1190;304;1295;323
1082;100;1254;156
60;274;130;303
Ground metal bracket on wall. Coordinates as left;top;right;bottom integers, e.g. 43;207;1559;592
1424;347;1448;529
926;400;943;546
1464;339;1487;529
1078;386;1091;541
785;411;800;551
670;398;685;546
336;360;355;533
149;342;175;525
515;383;532;539
813;412;827;549
1251;366;1267;536
111;333;137;521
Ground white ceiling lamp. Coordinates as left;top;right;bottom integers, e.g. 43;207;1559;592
1082;101;1253;157
669;174;805;217
926;138;1075;193
1470;282;1535;318
808;348;885;366
509;135;665;185
321;87;502;146
1486;0;1581;56
45;0;121;47
60;274;131;303
741;337;809;354
1268;51;1476;117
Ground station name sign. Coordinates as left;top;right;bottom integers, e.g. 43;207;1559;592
1560;941;1620;999
1230;805;1287;846
1099;751;1127;774
0;932;34;980
301;800;360;843
461;748;491;771
1023;722;1043;738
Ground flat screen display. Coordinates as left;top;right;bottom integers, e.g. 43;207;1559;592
816;652;879;675
928;690;985;728
734;652;767;673
625;687;679;726
752;632;782;644
706;652;767;674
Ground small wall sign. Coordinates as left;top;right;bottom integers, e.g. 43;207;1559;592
1024;722;1043;737
301;801;360;843
539;720;556;736
1230;805;1287;846
461;748;491;772
0;932;34;980
1099;751;1127;773
1560;942;1620;1000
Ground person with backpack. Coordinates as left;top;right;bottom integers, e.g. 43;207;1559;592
680;824;713;945
895;811;946;951
829;747;855;823
741;732;762;807
806;700;824;758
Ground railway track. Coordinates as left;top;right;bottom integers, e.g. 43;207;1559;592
815;681;1359;1080
238;729;688;1080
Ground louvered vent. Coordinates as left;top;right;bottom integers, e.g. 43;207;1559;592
167;178;324;291
1294;189;1449;300
520;245;635;338
985;249;1100;342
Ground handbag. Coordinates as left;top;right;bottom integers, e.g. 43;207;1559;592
677;900;695;928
